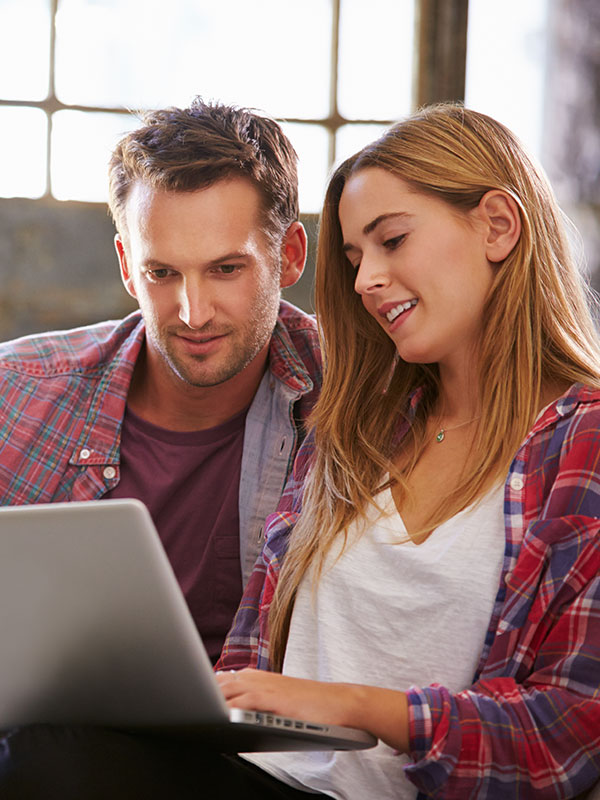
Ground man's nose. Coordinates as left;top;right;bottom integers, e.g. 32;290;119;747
178;278;214;329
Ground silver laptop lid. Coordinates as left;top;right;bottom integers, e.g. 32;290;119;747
0;499;228;727
0;499;376;751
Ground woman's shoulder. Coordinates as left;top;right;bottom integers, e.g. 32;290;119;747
533;382;600;431
557;382;600;429
533;383;600;475
510;384;600;490
559;381;600;404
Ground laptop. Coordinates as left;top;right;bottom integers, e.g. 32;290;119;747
0;499;376;752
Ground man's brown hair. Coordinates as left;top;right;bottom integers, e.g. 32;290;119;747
108;97;299;250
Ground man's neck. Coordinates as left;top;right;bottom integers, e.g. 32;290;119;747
126;345;269;432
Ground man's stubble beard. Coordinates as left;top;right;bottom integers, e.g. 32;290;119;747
147;281;281;389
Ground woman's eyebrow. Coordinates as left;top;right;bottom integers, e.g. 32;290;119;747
342;212;414;252
362;211;413;237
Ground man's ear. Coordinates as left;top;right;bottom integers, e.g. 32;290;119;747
478;190;522;263
279;221;307;289
115;234;138;300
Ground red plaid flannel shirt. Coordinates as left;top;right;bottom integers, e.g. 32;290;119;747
219;383;600;798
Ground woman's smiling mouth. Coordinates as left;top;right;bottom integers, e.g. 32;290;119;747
384;299;418;323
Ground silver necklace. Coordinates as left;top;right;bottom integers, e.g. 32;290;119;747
435;417;479;443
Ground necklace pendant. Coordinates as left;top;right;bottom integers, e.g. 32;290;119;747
436;429;445;443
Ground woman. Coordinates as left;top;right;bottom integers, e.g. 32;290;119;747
216;104;600;799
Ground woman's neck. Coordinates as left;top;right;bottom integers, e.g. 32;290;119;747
435;360;480;424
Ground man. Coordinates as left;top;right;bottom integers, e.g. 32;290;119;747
0;98;321;664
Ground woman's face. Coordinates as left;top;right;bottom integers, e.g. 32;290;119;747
338;167;495;372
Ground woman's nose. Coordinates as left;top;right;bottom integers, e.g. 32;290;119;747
353;256;391;296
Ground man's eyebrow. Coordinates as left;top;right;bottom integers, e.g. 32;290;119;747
342;212;413;253
205;250;252;267
142;251;252;269
142;259;174;269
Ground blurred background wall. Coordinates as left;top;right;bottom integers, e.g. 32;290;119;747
0;0;598;340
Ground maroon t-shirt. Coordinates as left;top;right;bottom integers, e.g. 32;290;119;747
105;406;247;663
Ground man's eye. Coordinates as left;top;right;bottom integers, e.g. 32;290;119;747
217;264;239;275
146;268;172;280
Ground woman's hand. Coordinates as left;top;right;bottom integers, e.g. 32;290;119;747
215;668;410;752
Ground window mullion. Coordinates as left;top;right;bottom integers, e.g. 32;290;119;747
328;0;342;167
413;0;469;108
45;0;59;198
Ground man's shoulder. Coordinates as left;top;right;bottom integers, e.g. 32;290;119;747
0;312;144;378
275;299;320;360
276;299;318;336
271;300;321;389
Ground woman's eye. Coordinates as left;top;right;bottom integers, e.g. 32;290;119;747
383;235;406;250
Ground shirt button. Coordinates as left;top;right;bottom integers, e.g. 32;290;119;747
80;448;91;460
103;466;117;480
510;476;524;491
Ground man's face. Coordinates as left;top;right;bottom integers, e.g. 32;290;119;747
116;178;298;390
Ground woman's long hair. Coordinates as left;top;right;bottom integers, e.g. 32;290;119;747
269;103;600;670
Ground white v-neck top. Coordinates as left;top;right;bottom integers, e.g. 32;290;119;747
244;483;507;799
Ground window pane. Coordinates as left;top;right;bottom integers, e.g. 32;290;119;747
335;123;389;167
55;0;332;119
0;107;47;198
465;0;549;159
338;0;413;120
280;123;330;214
51;111;139;202
0;0;50;100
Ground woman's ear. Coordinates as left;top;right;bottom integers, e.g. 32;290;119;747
478;190;522;263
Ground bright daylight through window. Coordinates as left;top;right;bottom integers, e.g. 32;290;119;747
0;0;547;212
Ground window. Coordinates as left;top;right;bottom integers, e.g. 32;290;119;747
0;0;554;209
465;0;549;158
0;0;414;212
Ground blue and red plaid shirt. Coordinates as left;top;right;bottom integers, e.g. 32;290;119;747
219;382;600;798
0;302;321;585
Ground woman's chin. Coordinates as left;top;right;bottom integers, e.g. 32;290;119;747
395;346;437;366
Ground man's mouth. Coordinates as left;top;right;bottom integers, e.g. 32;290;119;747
172;330;230;355
179;334;223;343
385;299;418;323
175;328;229;344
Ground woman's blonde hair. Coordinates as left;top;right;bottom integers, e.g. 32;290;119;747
269;103;600;670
